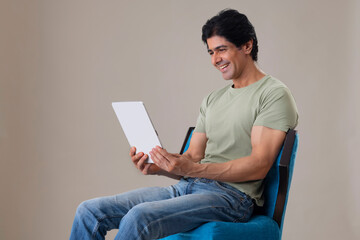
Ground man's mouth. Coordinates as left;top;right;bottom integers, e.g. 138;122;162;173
219;63;229;72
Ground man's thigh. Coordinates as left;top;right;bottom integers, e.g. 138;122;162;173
85;185;178;216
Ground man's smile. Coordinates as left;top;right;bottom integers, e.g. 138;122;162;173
219;63;230;72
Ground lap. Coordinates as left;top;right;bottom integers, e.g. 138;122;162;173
127;178;254;223
79;178;253;225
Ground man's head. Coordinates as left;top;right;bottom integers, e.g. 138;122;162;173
202;9;258;62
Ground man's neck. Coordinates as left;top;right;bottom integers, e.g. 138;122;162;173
232;62;266;88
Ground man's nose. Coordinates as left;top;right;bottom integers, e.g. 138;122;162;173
212;53;222;66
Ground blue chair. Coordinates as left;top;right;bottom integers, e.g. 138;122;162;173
160;127;299;240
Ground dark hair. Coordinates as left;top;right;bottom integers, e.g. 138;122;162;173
202;9;259;61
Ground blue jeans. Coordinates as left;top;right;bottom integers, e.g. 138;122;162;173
70;177;254;240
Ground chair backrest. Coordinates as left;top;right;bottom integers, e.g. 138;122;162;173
262;129;299;235
180;127;195;154
180;127;299;236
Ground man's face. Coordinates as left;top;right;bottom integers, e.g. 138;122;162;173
206;35;247;81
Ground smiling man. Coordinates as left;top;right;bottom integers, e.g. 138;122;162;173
70;9;298;240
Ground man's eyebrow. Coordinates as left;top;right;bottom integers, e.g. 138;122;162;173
207;45;228;53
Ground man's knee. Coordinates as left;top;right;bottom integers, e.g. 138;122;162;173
126;202;155;222
119;202;163;239
76;196;112;216
123;201;165;232
75;200;93;219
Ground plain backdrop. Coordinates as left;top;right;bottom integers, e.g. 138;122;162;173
1;0;359;239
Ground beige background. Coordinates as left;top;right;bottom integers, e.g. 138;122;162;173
1;0;359;239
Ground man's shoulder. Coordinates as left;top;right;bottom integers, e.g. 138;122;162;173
261;75;288;89
258;76;293;97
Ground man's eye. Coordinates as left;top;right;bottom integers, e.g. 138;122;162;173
209;52;214;55
219;48;226;52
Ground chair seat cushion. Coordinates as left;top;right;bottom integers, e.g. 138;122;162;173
160;215;280;240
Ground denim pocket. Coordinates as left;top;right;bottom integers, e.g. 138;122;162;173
214;181;254;222
214;181;246;201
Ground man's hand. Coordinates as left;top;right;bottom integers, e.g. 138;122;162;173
130;147;162;175
150;146;196;176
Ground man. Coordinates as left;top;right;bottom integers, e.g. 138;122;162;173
70;9;298;240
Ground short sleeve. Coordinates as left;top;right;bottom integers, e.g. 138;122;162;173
253;87;298;132
194;97;207;133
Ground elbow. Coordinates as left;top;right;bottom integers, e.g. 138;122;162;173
193;153;204;162
251;167;268;180
251;156;272;180
256;169;268;180
185;152;204;163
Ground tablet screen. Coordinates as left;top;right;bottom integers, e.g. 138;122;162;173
112;101;161;163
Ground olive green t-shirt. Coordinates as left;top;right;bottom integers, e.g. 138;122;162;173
194;75;298;206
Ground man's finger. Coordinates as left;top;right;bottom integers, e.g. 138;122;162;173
136;152;144;159
150;151;171;172
151;148;170;163
132;152;144;165
137;154;148;169
150;151;162;166
155;146;170;157
130;147;136;156
142;164;151;175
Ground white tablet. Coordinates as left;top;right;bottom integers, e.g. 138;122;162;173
112;101;162;163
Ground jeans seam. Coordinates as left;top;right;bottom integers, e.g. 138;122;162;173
184;179;194;194
170;185;178;197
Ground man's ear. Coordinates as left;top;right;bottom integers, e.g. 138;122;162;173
242;39;253;55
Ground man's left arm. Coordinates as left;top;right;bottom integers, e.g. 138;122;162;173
150;126;285;182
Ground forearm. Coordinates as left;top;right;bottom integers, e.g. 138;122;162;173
185;156;269;182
